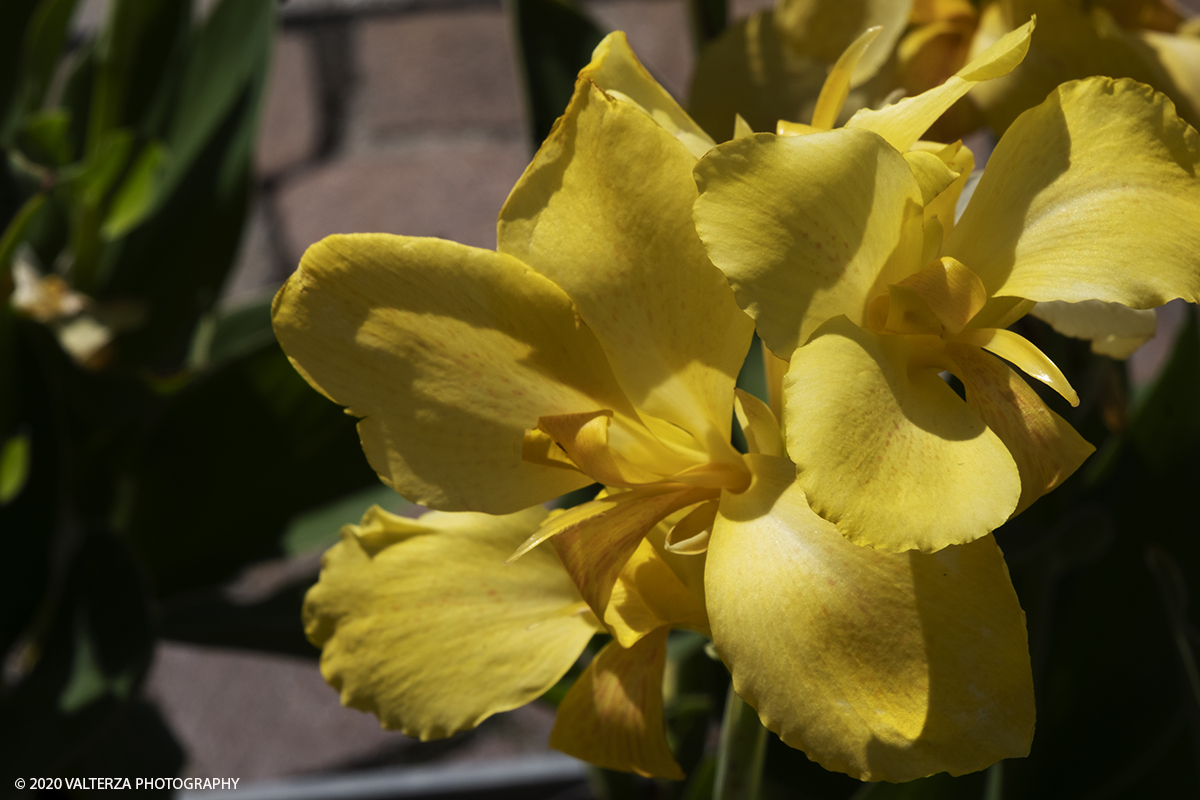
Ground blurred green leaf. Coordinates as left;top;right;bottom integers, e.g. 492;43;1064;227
125;340;379;596
157;0;273;202
88;0;191;152
16;108;73;166
282;481;409;557
101;139;166;240
0;0;42;136
6;0;79;138
508;0;605;150
0;191;46;276
188;291;276;369
0;431;31;504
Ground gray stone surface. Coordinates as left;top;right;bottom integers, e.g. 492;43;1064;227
258;30;322;177
276;137;528;259
355;8;524;139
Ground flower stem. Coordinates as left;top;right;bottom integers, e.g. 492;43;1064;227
714;685;768;800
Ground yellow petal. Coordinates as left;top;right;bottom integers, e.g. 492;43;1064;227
947;344;1094;515
811;26;885;130
846;17;1035;151
549;486;716;618
970;1;1199;134
304;505;600;739
911;139;975;242
957;327;1078;406
895;256;988;335
947;78;1200;309
775;0;913;86
734;389;784;457
665;499;720;554
688;12;828;140
694;128;925;358
708;453;1035;782
551;629;684;780
605;538;710;646
498;80;753;464
783;317;1020;552
272;235;632;513
581;32;716;158
903;149;963;205
1031;299;1158;359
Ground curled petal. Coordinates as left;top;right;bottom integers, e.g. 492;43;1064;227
605;538;710;646
273;235;632;512
581;32;715;158
708;454;1035;782
958;327;1079;406
304;506;600;739
947;77;1200;309
1031;299;1158;359
947;344;1094;515
551;628;684;780
784;317;1020;552
846;18;1034;151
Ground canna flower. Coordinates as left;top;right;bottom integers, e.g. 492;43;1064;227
277;32;1036;783
694;24;1200;555
971;0;1200;134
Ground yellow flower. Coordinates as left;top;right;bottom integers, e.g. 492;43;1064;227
277;32;1036;783
694;29;1200;555
971;0;1200;134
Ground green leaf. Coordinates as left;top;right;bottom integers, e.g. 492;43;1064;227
0;0;42;136
282;482;409;557
5;0;79;139
100;139;167;240
125;340;379;597
0;190;46;276
508;0;605;150
157;0;273;201
0;431;31;504
88;0;191;152
16;107;73;166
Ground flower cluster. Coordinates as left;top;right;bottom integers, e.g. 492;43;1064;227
272;14;1200;786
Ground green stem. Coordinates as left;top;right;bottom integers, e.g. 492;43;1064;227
713;685;768;800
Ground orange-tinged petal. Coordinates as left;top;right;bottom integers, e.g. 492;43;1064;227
304;506;600;739
551;629;684;780
947;343;1094;514
549;487;716;617
783;317;1020;552
708;454;1035;782
272;235;634;513
605;538;710;646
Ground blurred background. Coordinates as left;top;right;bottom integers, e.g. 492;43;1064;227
4;0;1200;798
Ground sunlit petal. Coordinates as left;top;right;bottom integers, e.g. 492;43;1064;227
846;18;1035;150
947;77;1200;308
708;454;1034;782
694;128;925;358
499;80;753;464
1031;299;1158;359
784;317;1020;552
304;506;600;739
273;235;632;513
958;327;1078;406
